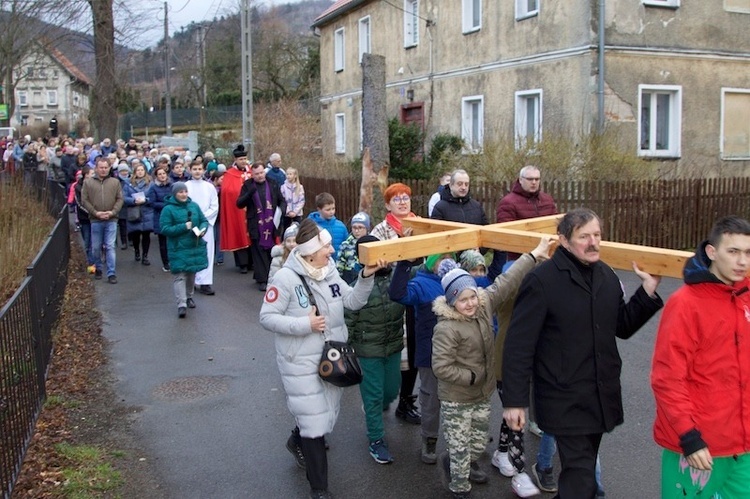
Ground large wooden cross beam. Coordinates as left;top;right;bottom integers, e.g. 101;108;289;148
358;214;694;279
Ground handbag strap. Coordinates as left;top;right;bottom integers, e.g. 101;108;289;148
296;273;327;339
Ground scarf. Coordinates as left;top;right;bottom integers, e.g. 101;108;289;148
295;252;331;281
252;181;275;249
385;212;416;237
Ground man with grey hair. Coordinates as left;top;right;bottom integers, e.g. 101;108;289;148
265;152;286;186
502;208;663;498
430;169;487;226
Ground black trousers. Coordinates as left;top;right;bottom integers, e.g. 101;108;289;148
299;435;327;492
157;234;169;266
554;433;603;499
232;247;252;270
249;241;272;284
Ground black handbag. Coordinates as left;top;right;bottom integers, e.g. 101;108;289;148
296;273;363;387
127;205;141;222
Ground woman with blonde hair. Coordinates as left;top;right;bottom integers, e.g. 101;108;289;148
280;167;305;232
123;160;154;265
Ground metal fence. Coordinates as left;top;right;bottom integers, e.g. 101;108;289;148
302;176;750;250
0;181;69;499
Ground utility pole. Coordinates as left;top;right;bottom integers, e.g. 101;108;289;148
240;0;254;159
164;1;173;136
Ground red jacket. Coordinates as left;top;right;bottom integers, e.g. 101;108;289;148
496;181;557;259
651;248;750;457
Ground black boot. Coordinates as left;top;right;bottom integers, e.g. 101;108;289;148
286;427;306;470
135;249;141;261
299;436;328;494
395;395;421;424
141;254;150;266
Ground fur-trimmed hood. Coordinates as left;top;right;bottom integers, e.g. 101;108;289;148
433;288;489;322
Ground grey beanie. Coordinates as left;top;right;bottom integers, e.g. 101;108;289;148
350;211;371;230
172;181;188;195
284;222;299;240
441;268;478;306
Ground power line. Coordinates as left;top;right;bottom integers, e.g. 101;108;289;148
381;0;434;25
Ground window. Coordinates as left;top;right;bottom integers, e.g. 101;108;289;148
404;0;419;48
721;89;750;159
725;0;750;13
638;85;682;157
32;91;43;106
462;0;482;33
461;96;484;153
516;0;539;20
335;113;346;154
47;90;58;106
73;93;80;106
25;66;34;78
642;0;680;7
358;16;371;63
18;91;28;106
515;90;543;149
334;28;345;72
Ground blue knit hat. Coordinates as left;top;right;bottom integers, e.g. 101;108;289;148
351;211;371;231
441;267;478;306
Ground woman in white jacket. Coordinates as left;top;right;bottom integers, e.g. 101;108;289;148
260;218;387;499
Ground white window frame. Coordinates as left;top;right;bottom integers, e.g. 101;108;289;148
642;0;680;7
515;89;543;149
638;84;682;158
720;88;750;160
334;27;345;72
17;91;28;107
47;90;57;106
335;113;346;154
403;0;419;48
462;0;482;34
358;16;371;64
461;95;484;154
516;0;539;20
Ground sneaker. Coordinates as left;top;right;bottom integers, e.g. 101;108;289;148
309;490;332;499
491;450;515;477
198;284;215;295
421;437;437;464
527;420;543;437
469;461;488;484
511;472;541;498
531;462;557;492
107;275;117;284
286;433;306;470
162;265;170;272
178;306;187;318
94;269;102;280
186;298;196;309
368;439;393;464
395;395;421;425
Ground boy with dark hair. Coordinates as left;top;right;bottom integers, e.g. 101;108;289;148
652;215;750;497
308;192;348;260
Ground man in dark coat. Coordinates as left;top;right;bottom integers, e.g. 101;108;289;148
501;208;663;499
236;161;285;291
431;169;488;225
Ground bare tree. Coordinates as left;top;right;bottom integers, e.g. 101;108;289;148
87;0;117;139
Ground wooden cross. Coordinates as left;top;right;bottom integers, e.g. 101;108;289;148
358;214;693;279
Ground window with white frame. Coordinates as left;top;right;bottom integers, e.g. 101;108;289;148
358;16;371;64
47;90;58;106
17;91;28;106
334;28;345;72
32;91;42;106
462;0;482;33
642;0;680;7
515;90;543;149
461;95;484;153
516;0;539;20
721;89;750;159
724;0;750;13
335;113;346;154
638;85;681;157
404;0;419;48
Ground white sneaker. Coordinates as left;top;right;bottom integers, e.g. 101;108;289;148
512;471;541;497
491;450;515;477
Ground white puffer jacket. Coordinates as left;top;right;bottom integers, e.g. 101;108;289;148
260;247;374;438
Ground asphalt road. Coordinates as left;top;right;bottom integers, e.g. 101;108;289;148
97;250;681;499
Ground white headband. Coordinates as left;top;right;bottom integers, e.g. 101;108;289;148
297;229;332;256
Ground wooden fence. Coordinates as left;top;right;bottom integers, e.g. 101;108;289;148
301;177;750;250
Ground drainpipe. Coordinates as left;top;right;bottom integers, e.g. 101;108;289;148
597;0;605;133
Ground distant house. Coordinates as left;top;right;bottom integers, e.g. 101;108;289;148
312;0;750;177
13;41;92;132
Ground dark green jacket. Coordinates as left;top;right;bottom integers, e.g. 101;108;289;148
159;195;209;274
346;272;405;358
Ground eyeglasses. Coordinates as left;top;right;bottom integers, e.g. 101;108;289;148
390;195;410;203
522;177;541;182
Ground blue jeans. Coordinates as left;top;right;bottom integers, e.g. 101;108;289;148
537;432;604;491
91;220;117;277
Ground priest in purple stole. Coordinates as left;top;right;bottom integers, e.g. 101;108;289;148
236;161;286;291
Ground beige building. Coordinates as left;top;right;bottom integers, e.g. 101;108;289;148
13;42;91;132
312;0;750;177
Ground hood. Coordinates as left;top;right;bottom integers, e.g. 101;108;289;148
271;245;284;258
308;211;339;225
683;240;726;285
432;289;488;321
511;180;540;199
